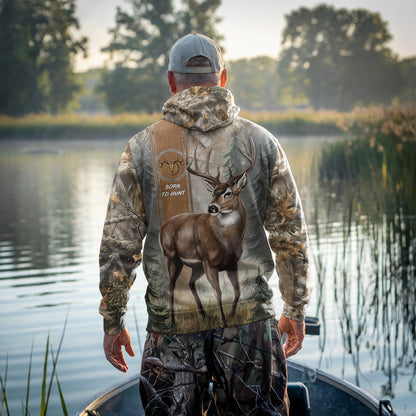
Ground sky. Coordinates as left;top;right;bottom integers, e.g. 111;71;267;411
74;0;416;72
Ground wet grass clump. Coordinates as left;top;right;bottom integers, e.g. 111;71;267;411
0;318;68;416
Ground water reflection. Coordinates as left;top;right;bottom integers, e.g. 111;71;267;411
0;138;130;414
309;176;416;402
1;153;74;270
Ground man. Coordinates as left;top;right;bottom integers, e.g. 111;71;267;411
99;33;309;415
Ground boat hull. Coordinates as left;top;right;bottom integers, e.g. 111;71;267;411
74;360;390;416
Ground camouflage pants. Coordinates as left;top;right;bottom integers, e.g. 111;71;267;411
139;318;289;416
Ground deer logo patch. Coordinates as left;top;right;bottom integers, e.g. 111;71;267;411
157;150;186;180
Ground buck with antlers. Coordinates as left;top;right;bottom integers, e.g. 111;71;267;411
160;137;257;327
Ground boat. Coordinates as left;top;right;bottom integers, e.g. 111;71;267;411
74;318;397;416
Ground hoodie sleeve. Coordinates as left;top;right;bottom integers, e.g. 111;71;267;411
264;141;309;321
99;141;147;335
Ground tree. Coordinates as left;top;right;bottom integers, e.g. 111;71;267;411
41;0;88;113
227;57;281;111
99;0;223;113
75;69;108;113
0;0;42;114
0;0;87;116
278;4;402;110
399;57;416;103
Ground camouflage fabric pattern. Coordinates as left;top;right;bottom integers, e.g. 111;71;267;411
99;143;147;334
264;146;309;322
99;86;309;335
162;86;240;132
140;318;289;415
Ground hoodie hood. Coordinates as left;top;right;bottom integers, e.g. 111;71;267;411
162;86;240;132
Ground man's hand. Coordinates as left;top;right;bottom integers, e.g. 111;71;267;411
103;328;135;373
278;315;305;358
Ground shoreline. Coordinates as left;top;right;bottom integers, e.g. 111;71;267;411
0;110;345;139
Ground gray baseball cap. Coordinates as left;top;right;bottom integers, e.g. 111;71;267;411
168;33;224;74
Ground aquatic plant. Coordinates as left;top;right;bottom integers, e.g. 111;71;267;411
315;105;416;395
320;105;416;211
0;317;68;416
0;109;346;139
241;109;344;135
0;112;160;139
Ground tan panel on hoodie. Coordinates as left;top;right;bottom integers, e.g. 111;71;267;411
150;120;194;224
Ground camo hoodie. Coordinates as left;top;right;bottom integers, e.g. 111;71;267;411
99;86;309;335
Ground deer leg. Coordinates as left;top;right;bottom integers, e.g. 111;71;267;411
168;258;183;325
203;262;226;327
226;263;240;317
189;265;206;318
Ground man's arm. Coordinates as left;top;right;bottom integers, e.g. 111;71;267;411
99;141;147;369
264;140;309;356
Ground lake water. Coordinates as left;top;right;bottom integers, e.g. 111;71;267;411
0;136;414;415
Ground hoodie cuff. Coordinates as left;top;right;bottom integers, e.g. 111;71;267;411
283;304;305;322
103;316;126;335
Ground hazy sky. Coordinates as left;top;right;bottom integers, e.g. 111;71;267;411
74;0;416;71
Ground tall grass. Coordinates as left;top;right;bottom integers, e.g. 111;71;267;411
0;113;160;139
0;314;69;416
314;105;416;394
0;109;347;139
320;105;416;213
240;109;344;135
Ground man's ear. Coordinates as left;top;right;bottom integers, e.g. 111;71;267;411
220;69;227;87
167;71;177;94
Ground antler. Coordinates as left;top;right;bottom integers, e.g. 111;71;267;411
187;145;221;188
237;136;256;174
226;137;257;182
187;138;256;187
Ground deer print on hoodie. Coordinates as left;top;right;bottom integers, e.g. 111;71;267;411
99;86;309;335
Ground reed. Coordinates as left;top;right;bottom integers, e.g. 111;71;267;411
0;109;348;139
320;105;416;210
0;314;69;416
240;109;344;135
0;112;160;139
313;105;416;393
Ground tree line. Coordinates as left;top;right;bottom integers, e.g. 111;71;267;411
0;0;87;116
1;0;415;116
